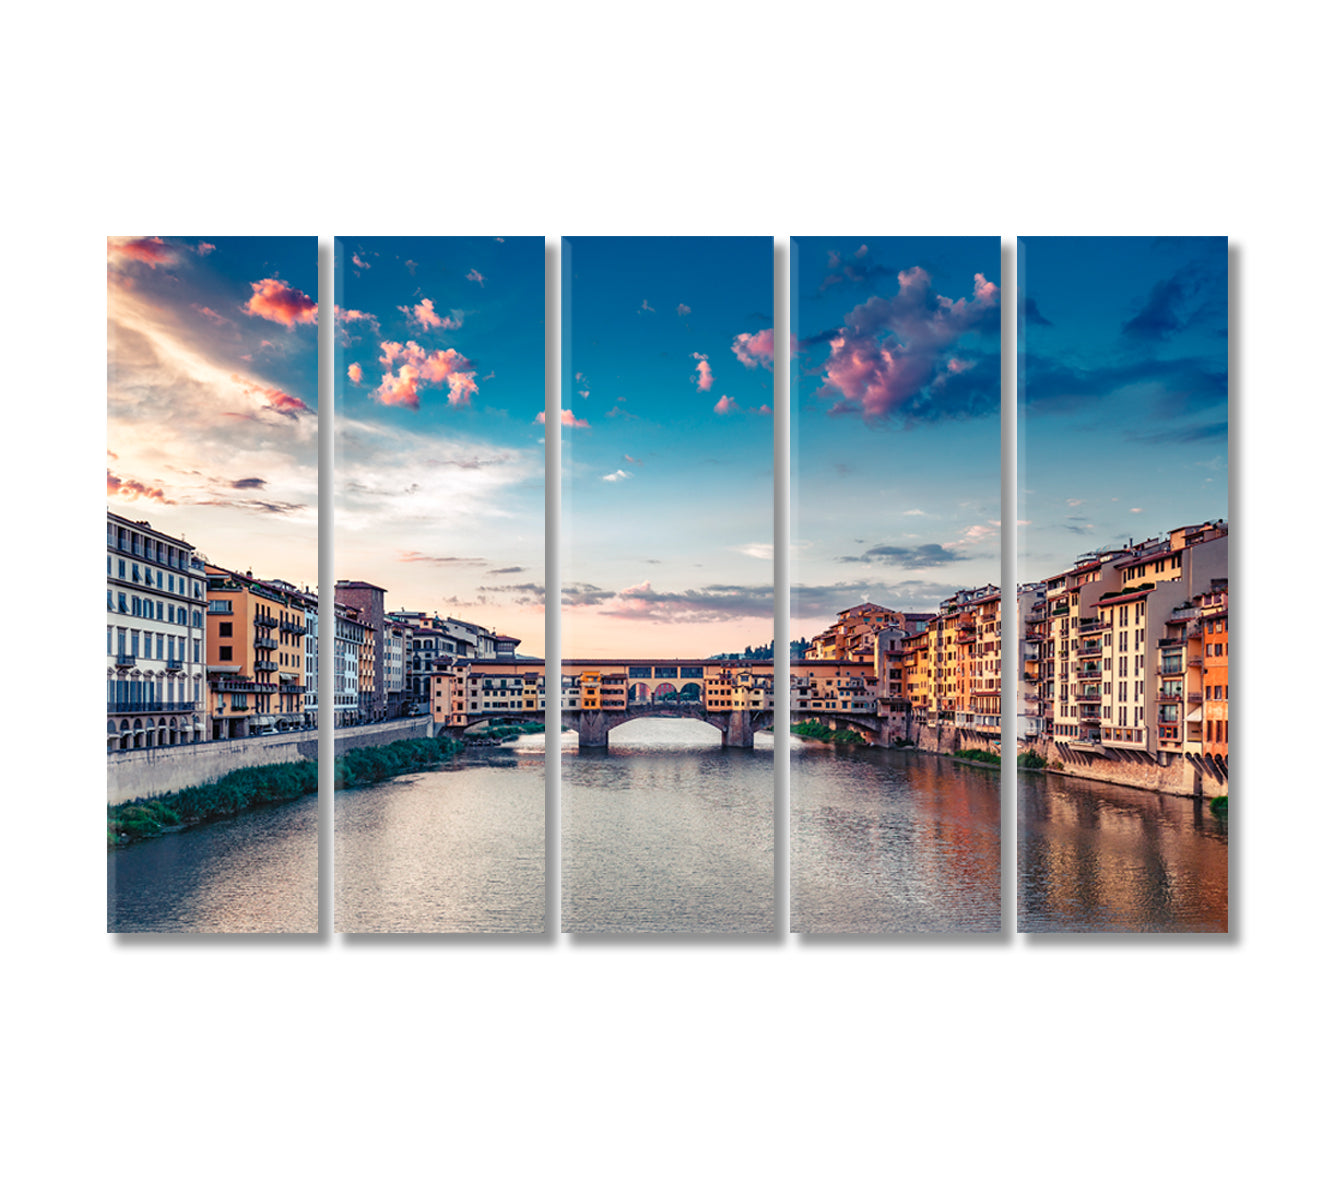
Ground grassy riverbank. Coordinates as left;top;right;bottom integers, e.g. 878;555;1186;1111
464;720;545;742
791;721;866;745
109;736;461;845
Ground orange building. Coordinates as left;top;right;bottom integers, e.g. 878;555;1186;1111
205;567;309;739
1200;588;1229;766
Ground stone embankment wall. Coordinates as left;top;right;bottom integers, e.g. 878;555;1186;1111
1032;737;1227;799
107;717;435;805
900;718;1227;798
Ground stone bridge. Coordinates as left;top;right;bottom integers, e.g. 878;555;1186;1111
566;703;774;749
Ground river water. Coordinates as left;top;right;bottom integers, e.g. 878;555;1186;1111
562;719;775;933
1019;770;1228;933
335;738;546;933
108;729;1226;934
791;742;1002;933
108;794;318;933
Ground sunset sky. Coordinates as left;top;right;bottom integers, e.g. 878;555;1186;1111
561;237;774;658
107;236;318;589
792;236;1001;638
1019;236;1228;580
335;237;546;654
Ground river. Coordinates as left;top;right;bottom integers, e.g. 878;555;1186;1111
562;719;776;933
108;793;318;933
335;738;546;933
108;731;1227;934
791;742;1002;933
1019;769;1228;932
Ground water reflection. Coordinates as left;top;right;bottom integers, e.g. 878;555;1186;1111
335;739;546;933
562;718;774;934
1020;771;1228;932
791;744;1001;933
108;794;318;933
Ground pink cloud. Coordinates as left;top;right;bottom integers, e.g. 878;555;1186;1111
348;363;363;384
334;306;380;345
535;409;590;428
692;352;713;391
107;469;173;504
399;297;463;333
731;328;775;370
353;252;370;270
191;304;232;326
714;395;740;415
245;278;318;328
374;340;478;409
818;266;998;420
230;375;314;418
109;236;174;268
195;242;216;256
676;303;691;317
466;268;485;286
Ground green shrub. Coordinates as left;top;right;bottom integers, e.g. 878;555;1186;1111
110;737;462;844
954;749;1001;766
1017;750;1047;769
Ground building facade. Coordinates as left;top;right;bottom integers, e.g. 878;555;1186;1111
107;510;208;751
204;567;309;739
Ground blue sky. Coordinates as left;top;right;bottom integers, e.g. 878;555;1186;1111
335;237;546;652
1019;236;1228;578
792;236;1001;635
561;237;774;657
107;236;318;588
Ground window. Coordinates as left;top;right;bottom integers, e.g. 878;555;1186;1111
220;622;233;638
219;646;233;661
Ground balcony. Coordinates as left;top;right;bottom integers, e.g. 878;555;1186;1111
115;653;136;668
280;618;305;634
1076;666;1101;680
1157;691;1184;704
1158;637;1184;649
255;636;279;650
1077;642;1104;658
254;659;278;673
166;658;184;672
1187;655;1203;667
108;701;196;714
254;614;279;629
1188;691;1203;704
281;683;304;694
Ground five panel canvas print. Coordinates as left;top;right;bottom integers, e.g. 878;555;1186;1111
107;234;1229;936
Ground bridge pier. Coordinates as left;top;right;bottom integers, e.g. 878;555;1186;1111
577;711;612;749
722;710;756;749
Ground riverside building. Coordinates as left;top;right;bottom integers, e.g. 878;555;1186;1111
107;510;208;751
204;567;309;739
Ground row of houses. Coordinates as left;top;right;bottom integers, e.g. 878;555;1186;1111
798;519;1229;772
107;509;524;751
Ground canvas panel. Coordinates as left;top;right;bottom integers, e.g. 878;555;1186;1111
789;236;1003;934
1017;236;1229;933
559;236;776;934
332;236;547;934
107;236;319;933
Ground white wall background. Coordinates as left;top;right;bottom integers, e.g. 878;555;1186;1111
7;3;1326;1196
